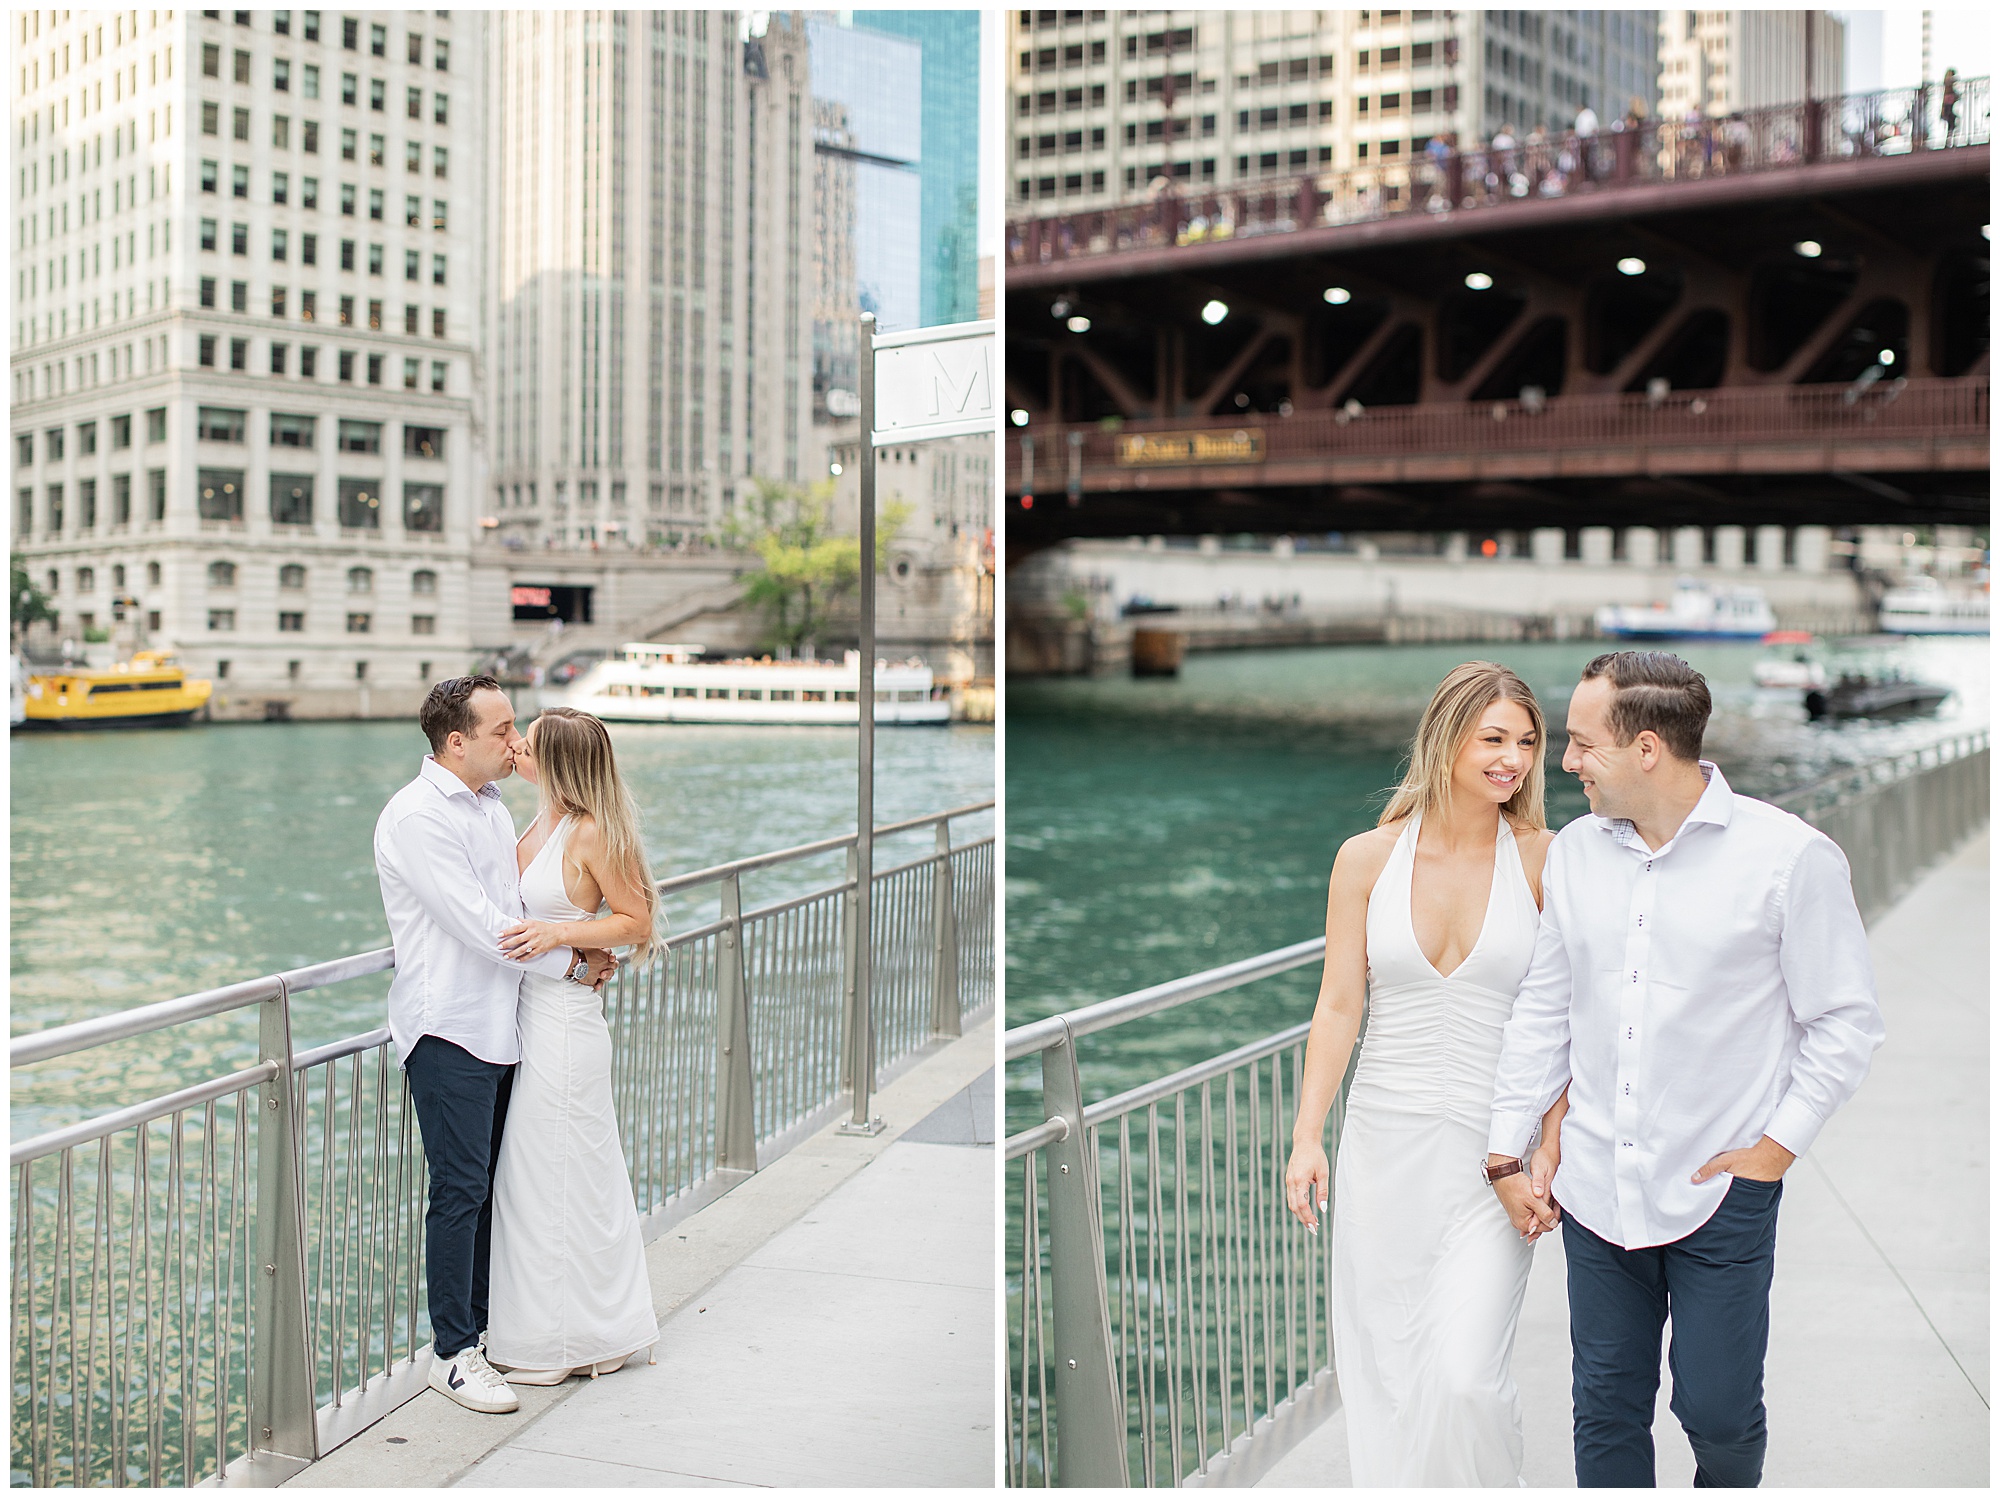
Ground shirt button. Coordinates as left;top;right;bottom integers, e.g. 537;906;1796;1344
1624;1083;1631;1094
1645;861;1653;871
1623;1141;1634;1148
1626;1027;1634;1039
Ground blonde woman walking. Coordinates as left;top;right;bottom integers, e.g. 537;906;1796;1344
1284;663;1568;1485
485;707;662;1383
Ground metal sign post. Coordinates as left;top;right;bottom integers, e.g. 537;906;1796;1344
840;316;994;1136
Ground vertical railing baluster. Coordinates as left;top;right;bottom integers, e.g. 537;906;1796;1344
714;870;758;1173
931;822;962;1038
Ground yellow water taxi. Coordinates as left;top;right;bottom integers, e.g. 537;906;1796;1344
20;650;213;730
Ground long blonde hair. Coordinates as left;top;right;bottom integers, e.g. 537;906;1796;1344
529;707;661;956
1379;662;1548;832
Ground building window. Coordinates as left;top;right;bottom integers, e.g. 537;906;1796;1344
301;347;318;378
368;244;384;276
347;614;371;634
369;78;385;111
366;354;383;385
432;255;446;286
234;49;252;83
201;218;219;251
229;280;249;313
272;228;288;261
201;159;219;192
79;481;97;530
430;362;447;394
404;424;444;459
404;304;420;335
200;277;218;308
370;22;386;57
433;146;448;179
112;417;133;451
403;358;420;389
272;286;289;317
406;85;421;120
337;419;383;454
337;350;354;382
272;171;290;205
342;16;358;48
208;610;237;631
46;485;64;534
433;93;448;125
230;339;249;371
405;140;421;173
233;107;251;142
431;309;446;338
203;43;221;77
411;569;437;595
404;482;443;532
347;566;374;594
407;31;424;65
78;566;97;592
410;614;436;635
280;564;307;589
270;343;288;375
341;128;356;161
338;481;381;529
208;560;237;588
197;468;245;521
341;183;356;215
303;66;319;101
339;295;355;325
279;611;305;632
340;239;355;271
301;176;318;209
199;335;219;367
367;299;383;330
198;407;248;443
341;71;357;105
404;249;419;281
271;473;313;524
202;100;220;135
301;234;317;265
369;133;384;167
435;39;448;72
405;194;421;228
232;223;249;255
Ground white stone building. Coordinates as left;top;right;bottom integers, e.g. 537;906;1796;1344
11;7;486;717
1007;9;1660;216
1657;10;1844;121
483;9;816;554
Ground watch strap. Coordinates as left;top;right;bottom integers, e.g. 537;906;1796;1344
1484;1157;1524;1185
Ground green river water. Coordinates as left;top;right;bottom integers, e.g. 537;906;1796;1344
11;717;993;1136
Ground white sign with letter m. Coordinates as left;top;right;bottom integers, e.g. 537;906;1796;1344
870;320;997;446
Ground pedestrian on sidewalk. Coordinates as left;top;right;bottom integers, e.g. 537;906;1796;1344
1486;650;1884;1486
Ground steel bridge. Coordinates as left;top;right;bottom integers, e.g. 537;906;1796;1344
1005;83;1991;544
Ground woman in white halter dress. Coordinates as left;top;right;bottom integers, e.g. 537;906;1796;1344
486;709;660;1382
1286;662;1567;1487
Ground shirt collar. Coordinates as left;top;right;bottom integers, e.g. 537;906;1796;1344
1595;759;1733;848
419;754;503;802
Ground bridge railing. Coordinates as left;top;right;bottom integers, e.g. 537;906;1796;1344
1006;376;1989;493
1007;78;1989;267
10;802;994;1488
1005;735;1985;1486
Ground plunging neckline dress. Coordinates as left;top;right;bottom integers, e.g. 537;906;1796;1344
1331;812;1543;1486
486;815;658;1374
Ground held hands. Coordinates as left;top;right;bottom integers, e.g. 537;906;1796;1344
1284;1138;1331;1236
1491;1155;1560;1241
1692;1134;1795;1185
500;920;570;962
582;948;618;991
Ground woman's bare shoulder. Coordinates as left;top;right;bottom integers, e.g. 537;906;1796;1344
1332;823;1401;884
565;812;603;853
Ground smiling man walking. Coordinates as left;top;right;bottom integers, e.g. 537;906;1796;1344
1485;651;1884;1486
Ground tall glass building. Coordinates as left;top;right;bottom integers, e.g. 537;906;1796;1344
854;10;983;329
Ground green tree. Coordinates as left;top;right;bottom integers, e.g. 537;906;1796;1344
11;554;55;641
725;478;909;654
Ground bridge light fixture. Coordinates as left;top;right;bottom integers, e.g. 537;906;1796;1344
1010;409;1030;427
829;462;843;477
1463;271;1494;291
1616;257;1646;277
1066;315;1092;333
1050;299;1072;318
1792;239;1823;258
1200;299;1229;325
1878;349;1896;366
1323;286;1352;304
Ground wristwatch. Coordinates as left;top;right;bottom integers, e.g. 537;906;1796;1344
565;947;591;985
1483;1157;1524;1185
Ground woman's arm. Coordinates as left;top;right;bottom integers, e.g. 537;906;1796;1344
1283;830;1388;1233
499;820;656;959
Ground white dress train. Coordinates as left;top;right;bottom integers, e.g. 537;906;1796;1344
1332;813;1541;1486
487;815;658;1374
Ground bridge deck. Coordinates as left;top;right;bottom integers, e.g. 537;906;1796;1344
1257;832;1990;1487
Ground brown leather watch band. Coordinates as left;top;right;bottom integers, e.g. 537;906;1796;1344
1484;1157;1524;1185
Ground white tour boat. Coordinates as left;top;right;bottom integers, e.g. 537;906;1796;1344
546;643;951;726
1596;578;1778;641
1877;575;1990;636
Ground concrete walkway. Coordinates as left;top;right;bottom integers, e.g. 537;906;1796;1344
1262;832;1990;1487
292;1024;995;1488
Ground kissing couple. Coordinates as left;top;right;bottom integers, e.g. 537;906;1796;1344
374;676;662;1414
1284;650;1884;1486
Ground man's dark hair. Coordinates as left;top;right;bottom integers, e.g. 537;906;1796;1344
420;674;504;754
1579;651;1711;761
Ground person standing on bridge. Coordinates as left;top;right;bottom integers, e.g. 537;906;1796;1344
1284;661;1567;1485
375;677;618;1415
1485;651;1883;1486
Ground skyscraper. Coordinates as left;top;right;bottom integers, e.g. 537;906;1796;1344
1657;10;1844;121
1007;11;1660;216
487;10;815;550
855;10;984;328
11;8;487;713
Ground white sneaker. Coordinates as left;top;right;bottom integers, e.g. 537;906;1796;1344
429;1343;520;1414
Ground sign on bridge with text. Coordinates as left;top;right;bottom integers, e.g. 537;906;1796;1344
870;320;996;446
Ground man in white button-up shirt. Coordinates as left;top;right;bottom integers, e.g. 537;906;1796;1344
374;676;614;1414
1487;652;1882;1487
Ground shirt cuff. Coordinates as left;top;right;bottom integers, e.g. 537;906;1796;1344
1487;1111;1541;1161
524;946;574;979
1763;1094;1826;1159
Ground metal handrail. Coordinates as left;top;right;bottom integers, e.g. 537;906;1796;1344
11;800;997;1069
12;804;995;1489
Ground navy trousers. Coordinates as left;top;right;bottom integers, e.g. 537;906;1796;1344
404;1035;515;1360
1562;1176;1784;1488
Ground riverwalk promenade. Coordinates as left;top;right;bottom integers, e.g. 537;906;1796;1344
1261;830;1990;1487
289;1021;996;1489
